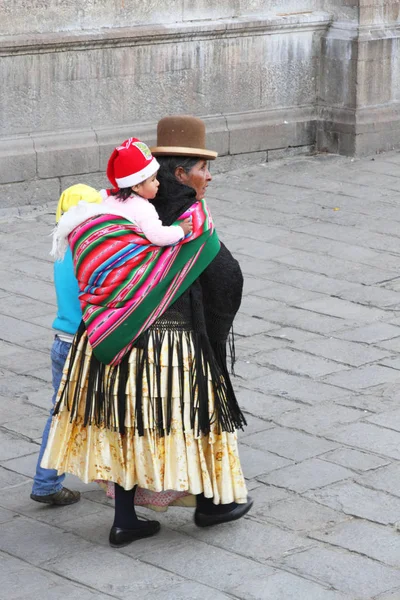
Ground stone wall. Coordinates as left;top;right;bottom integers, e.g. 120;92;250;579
0;1;399;209
0;1;355;35
317;0;400;155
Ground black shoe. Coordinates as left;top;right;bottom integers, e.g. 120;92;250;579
109;521;161;548
30;487;81;506
194;497;253;528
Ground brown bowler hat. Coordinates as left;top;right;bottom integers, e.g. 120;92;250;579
151;115;218;160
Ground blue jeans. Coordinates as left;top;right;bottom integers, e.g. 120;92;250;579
31;336;71;496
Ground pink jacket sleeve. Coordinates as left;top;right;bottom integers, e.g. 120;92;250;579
134;200;185;246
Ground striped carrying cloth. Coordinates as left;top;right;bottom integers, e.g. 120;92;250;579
69;199;220;365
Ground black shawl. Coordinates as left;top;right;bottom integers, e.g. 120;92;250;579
152;180;246;432
152;179;244;349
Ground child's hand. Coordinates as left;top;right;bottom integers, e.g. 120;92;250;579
181;217;193;236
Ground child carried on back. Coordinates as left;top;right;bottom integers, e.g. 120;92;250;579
102;138;192;245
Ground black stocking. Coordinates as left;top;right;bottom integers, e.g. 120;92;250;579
113;484;148;530
196;493;237;515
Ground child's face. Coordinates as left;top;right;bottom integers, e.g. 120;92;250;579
134;173;159;199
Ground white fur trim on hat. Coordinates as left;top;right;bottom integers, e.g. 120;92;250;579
115;158;159;188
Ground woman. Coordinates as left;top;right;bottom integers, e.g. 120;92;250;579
42;115;252;548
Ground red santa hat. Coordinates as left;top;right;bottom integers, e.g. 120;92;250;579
106;138;159;189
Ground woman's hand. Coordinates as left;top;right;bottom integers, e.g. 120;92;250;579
181;217;193;236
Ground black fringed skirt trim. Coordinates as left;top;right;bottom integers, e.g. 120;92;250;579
54;318;246;437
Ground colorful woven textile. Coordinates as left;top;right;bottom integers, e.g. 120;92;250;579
69;199;220;365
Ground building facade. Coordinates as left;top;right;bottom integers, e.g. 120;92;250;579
1;1;399;209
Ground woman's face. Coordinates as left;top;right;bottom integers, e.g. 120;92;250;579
176;160;212;200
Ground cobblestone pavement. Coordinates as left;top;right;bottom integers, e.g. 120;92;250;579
3;151;400;599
